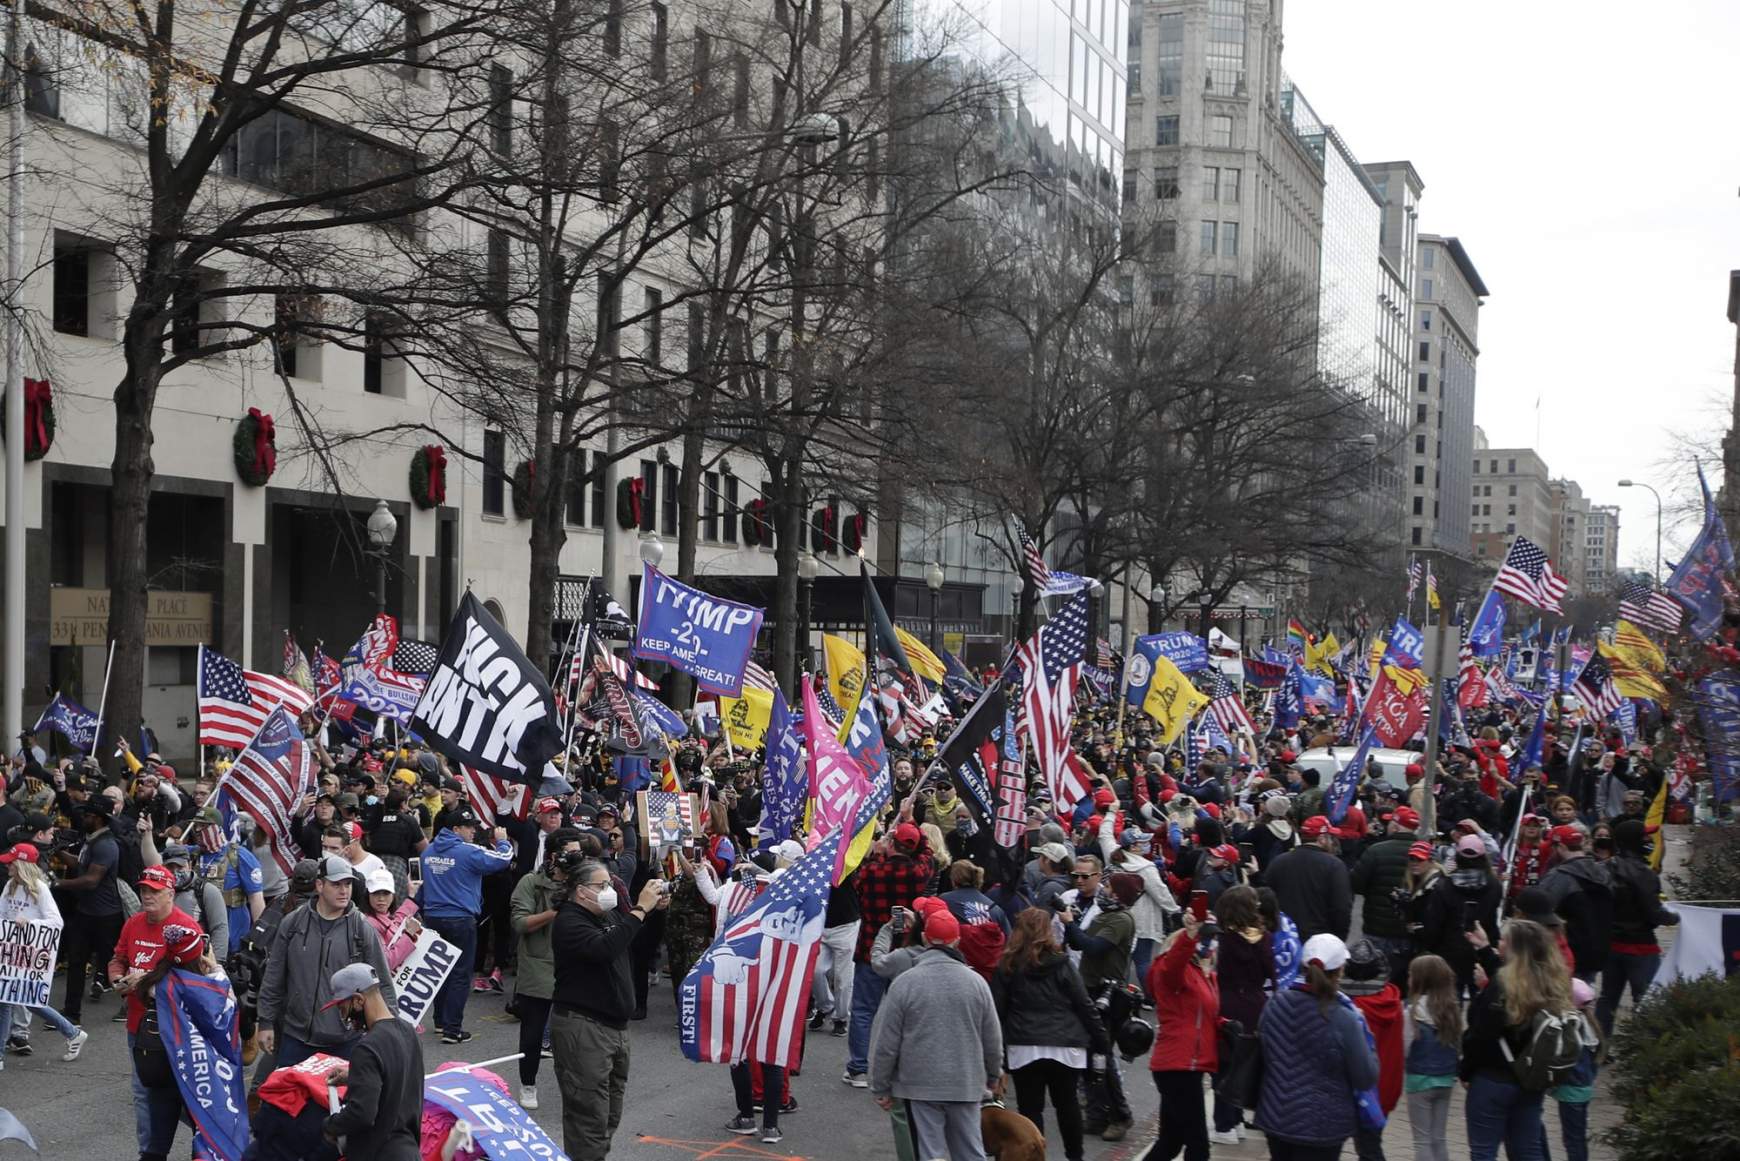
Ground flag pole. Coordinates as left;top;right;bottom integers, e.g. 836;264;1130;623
92;639;117;771
561;618;593;768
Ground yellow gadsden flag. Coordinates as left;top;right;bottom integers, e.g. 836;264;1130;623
1599;640;1668;703
1613;620;1667;673
822;635;867;719
719;686;775;751
893;627;946;684
1305;632;1340;676
1143;654;1209;743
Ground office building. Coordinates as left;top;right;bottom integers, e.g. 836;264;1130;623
1585;504;1621;594
1470;448;1553;566
1409;235;1488;555
1549;479;1592;595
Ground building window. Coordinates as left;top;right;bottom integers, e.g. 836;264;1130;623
1412;496;1423;516
597;274;620;359
590;450;606;527
1196;273;1217;303
643;288;663;367
1411;527;1422;545
1418;341;1430;361
1122;171;1136;203
1200;220;1216;255
170;268;223;357
693;28;711;98
53;242;92;336
1415;465;1425;485
603;0;623;55
1221;222;1238;257
483;430;506;516
1420;310;1431;331
1155;115;1179;146
1507;484;1517;496
1416;403;1427;423
22;44;58;118
1203;166;1219;201
732;52;749;127
868;26;883;92
1417;371;1428;393
1422;246;1435;269
723;474;739;542
1472;460;1479;473
639;460;658;532
488;65;512;154
1507;458;1516;473
1483;504;1491;515
1156;220;1176;253
1222;168;1240;202
566;454;586;526
703;471;720;541
1155;166;1179;199
1490;459;1498;473
486;228;510;304
1219;274;1237;297
1157;13;1182;95
1415;434;1426;454
840;2;853;64
1151;273;1175;304
661;463;679;535
1208;114;1233;147
1128;60;1141;94
273;293;321;380
1421;278;1433;299
1506;522;1515;533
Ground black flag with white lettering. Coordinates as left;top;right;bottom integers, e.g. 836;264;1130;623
412;592;565;785
936;682;1007;835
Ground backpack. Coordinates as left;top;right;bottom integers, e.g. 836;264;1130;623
1501;1008;1595;1091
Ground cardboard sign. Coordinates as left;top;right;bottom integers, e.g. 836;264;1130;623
0;891;62;1007
392;930;460;1025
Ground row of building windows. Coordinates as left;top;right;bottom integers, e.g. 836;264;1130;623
1154;113;1236;148
1471;458;1519;474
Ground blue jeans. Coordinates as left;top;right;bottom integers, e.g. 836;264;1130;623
129;1032;151;1153
1596;950;1657;1037
128;1029;187;1157
0;1002;77;1043
1133;938;1158;999
846;962;888;1075
1539;1098;1589;1161
426;912;478;1035
1465;1073;1545;1161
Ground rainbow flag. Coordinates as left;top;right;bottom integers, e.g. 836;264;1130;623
1286;619;1309;656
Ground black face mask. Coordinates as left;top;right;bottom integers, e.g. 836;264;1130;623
341;998;366;1033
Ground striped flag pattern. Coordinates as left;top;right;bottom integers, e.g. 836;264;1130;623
212;706;315;875
1015;520;1051;592
457;764;532;822
680;829;839;1068
1492;536;1569;613
743;660;777;692
1406;557;1422;602
1206;670;1256;737
197;645;315;749
1618;578;1683;635
1572;653;1625;717
1014;593;1090;811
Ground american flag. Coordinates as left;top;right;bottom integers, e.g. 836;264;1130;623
392;638;442;676
1457;641;1486;709
1572;652;1625;716
211;705;315;875
1618;578;1683;635
571;646;659;693
1406;556;1423;602
1015;520;1051;593
679;829;839;1068
743;660;777;692
1492;536;1569;613
457;764;532;822
1206;670;1256;737
197;645;315;749
1014;593;1091;811
875;672;937;744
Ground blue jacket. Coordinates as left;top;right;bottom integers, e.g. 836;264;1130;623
418;829;513;918
1255;987;1379;1147
1404;999;1460;1078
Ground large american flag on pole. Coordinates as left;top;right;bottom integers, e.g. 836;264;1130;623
1618;578;1683;635
197;645;315;749
1572;652;1625;717
211;706;315;875
457;764;532;823
1492;536;1569;614
678;829;839;1068
1014;593;1091;811
1206;670;1256;737
1015;520;1051;593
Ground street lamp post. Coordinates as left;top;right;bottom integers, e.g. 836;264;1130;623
797;549;818;672
1198;590;1213;643
366;500;397;615
1147;583;1165;632
925;561;945;652
1617;479;1663;584
637;531;665;569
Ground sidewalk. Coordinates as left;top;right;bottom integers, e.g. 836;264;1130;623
1088;827;1693;1161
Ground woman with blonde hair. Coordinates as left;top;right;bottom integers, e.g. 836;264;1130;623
0;845;90;1062
1459;919;1573;1161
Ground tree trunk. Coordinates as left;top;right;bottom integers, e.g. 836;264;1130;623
771;461;803;696
669;396;708;711
523;343;563;669
105;334;162;779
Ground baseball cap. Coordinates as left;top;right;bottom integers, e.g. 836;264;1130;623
363;867;395;895
1093;788;1116;808
334;792;360;811
1208;843;1240;863
1301;933;1349;973
1455;834;1485;857
449;807;482;829
342;821;364;842
440;775;464;792
1549;825;1585;849
1299;816;1343;840
320;963;384;1010
596;803;619;819
1033;841;1073;865
160;843;195;865
1344;938;1388;982
1391;806;1420;830
1520;813;1544;826
1407;840;1434;861
892;822;923;850
536;797;563;815
316;854;355;882
137;865;177;893
1514;885;1563;928
0;843;39;865
290;859;321;893
912;897;960;945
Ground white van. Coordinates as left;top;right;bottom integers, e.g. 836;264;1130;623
1294;745;1423;782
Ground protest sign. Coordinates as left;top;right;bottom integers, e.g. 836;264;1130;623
0;891;61;1007
392;929;461;1026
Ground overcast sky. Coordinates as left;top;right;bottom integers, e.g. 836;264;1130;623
1285;0;1740;568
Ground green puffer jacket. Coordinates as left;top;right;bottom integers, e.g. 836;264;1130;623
509;869;564;1000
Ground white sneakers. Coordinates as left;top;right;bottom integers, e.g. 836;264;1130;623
518;1085;539;1110
1209;1129;1241;1146
63;1029;89;1062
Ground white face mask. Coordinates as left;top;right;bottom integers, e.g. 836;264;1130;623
593;886;619;911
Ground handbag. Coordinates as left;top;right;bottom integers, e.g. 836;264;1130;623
131;1002;177;1090
1212;1027;1264;1110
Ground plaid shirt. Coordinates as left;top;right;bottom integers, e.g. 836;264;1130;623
851;850;936;961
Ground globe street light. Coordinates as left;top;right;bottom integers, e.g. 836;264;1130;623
638;531;665;568
366;499;397;614
1617;479;1663;584
925;560;945;652
1146;582;1166;631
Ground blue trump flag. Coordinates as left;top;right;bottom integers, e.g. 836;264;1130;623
630;688;689;744
31;692;99;753
1516;707;1547;772
634;564;766;697
757;688;806;847
1382;617;1425;671
1125;632;1210;709
1324;727;1379;824
157;969;248;1161
1666;464;1736;641
424;1067;567;1159
1467;588;1507;658
1274;662;1303;730
1610;700;1638;746
1695;669;1740;804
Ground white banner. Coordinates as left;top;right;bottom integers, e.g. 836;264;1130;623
1652;902;1740;988
0;891;63;1007
392;929;461;1026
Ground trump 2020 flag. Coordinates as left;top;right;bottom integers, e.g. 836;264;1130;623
158;969;249;1160
31;692;99;753
680;829;840;1068
1666;464;1736;641
1324;727;1379;825
424;1068;567;1158
757;689;806;849
635;564;765;697
412;592;565;786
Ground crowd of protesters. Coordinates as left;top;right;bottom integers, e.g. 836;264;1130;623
0;668;1683;1161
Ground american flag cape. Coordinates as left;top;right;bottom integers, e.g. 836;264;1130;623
679;829;841;1068
197;645;315;750
1492;536;1569;613
1618;578;1683;636
211;706;315;875
1013;593;1092;812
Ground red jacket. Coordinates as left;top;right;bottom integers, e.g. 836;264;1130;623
1349;984;1404;1114
1147;931;1221;1073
